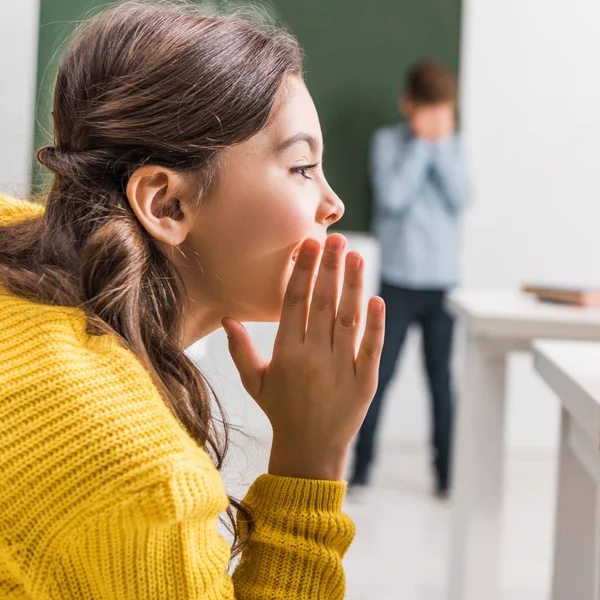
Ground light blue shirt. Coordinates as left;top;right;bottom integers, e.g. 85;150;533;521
370;123;471;290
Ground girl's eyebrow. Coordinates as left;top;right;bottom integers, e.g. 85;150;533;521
276;132;323;155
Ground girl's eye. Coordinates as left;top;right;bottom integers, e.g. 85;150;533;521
291;162;320;180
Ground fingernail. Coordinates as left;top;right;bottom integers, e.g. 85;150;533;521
302;239;319;256
327;235;345;253
371;297;384;314
348;254;362;270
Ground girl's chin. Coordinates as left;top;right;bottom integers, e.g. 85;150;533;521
240;305;283;324
237;288;287;324
236;254;297;323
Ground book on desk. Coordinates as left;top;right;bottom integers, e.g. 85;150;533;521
523;284;600;307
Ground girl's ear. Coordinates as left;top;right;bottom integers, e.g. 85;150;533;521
126;166;194;246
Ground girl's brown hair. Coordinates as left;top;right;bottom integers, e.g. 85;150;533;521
0;0;302;556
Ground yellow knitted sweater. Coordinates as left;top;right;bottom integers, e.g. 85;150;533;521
0;195;355;599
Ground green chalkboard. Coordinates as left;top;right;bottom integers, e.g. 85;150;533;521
34;0;462;229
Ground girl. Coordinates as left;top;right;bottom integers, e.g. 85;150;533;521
0;2;384;598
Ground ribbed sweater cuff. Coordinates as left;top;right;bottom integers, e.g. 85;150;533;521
243;474;347;513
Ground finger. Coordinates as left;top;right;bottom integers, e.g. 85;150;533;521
356;297;385;396
222;317;267;400
274;238;321;349
305;234;346;347
332;251;363;357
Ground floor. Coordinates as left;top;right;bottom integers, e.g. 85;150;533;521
342;444;558;600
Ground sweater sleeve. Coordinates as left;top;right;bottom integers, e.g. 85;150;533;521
233;474;355;599
44;469;354;600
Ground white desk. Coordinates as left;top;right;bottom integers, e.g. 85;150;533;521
534;342;600;600
447;291;600;600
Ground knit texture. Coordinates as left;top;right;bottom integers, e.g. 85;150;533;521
0;195;355;599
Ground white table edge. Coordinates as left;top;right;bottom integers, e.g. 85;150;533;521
533;341;600;447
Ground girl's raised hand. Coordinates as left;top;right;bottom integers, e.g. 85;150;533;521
222;234;385;480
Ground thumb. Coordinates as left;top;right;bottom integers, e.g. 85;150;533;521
221;317;266;400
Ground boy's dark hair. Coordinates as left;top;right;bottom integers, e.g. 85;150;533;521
405;60;456;105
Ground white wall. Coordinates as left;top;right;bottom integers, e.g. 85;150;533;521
0;0;40;196
458;0;600;449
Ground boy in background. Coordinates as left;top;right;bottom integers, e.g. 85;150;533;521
350;60;471;498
